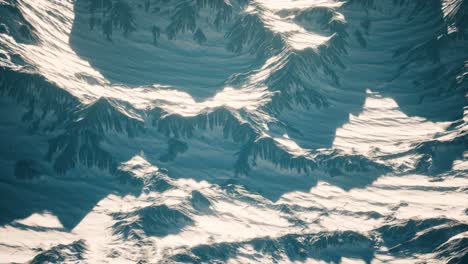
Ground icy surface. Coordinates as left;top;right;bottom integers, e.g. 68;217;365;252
0;0;467;263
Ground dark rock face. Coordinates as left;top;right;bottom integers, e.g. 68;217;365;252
159;138;189;162
171;231;375;263
435;236;468;264
377;218;468;258
30;240;87;264
190;190;212;212
112;205;193;239
14;159;41;180
0;0;37;43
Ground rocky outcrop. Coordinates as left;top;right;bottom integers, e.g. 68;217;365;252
170;230;374;263
112;205;193;239
29;240;87;264
0;0;37;43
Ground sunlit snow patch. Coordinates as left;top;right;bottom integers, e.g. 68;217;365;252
333;90;451;155
15;212;64;229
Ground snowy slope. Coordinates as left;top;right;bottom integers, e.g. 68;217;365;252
0;0;467;263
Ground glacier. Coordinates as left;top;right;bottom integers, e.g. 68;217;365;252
0;0;467;263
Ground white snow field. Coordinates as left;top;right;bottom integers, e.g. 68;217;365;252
0;0;467;263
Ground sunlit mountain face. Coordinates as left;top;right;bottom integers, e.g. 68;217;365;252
0;0;467;263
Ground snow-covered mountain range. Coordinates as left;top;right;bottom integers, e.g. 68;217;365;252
0;0;467;263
